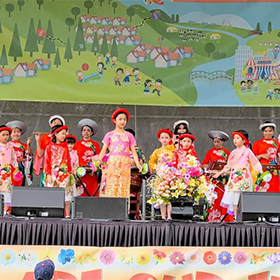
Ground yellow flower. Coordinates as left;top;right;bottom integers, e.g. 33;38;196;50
136;252;150;265
39;247;55;262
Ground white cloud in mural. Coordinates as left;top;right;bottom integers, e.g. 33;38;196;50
181;12;253;30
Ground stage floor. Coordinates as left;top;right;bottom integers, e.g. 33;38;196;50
0;217;280;247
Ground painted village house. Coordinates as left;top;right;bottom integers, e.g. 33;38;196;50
174;47;194;59
33;59;51;70
14;63;38;77
0;68;14;84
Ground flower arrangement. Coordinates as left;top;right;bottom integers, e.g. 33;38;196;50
147;155;217;208
13;169;23;182
253;171;272;192
87;160;99;173
76;167;86;178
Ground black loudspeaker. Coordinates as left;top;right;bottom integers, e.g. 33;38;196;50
237;192;280;222
11;187;65;218
72;197;128;219
0;195;4;216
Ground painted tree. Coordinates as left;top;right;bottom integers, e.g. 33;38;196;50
0;45;8;68
110;37;118;57
71;7;81;20
36;0;44;10
54;48;61;67
205;42;215;57
176;14;179;23
108;0;112;4
65;18;75;31
126;6;135;22
99;0;105;7
73;19;86;55
84;0;93;14
100;34;108;56
42;20;56;59
64;38;73;62
25;18;39;57
37;19;43;44
268;21;272;34
278;32;280;38
171;14;175;22
8;23;23;62
256;22;260;31
91;31;99;55
17;0;25;11
112;1;118;14
0;21;2;33
5;3;15;18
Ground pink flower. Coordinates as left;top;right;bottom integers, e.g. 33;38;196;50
234;251;247;264
100;250;116;265
14;170;23;182
169;251;185;265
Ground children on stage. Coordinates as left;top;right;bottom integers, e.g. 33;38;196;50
98;108;142;198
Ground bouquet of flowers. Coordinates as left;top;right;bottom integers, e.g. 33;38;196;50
148;155;217;208
253;170;272;192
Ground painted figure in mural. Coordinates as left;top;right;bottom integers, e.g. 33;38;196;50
240;80;246;91
213;130;262;219
114;68;124;86
266;87;274;100
253;122;280;192
7;120;33;186
247;80;253;92
201;130;232;222
123;68;132;86
149;129;175;220
173;120;189;149
43;125;73;217
0;125;19;214
143;79;152;95
97;62;106;75
253;82;258;94
76;70;84;83
274;88;280;100
105;52;111;65
99;109;142;198
133;68;142;85
111;56;117;67
152;79;163;96
75;119;100;197
97;55;102;63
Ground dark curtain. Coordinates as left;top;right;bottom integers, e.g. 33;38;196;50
0;218;280;247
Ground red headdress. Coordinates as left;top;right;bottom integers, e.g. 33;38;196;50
111;108;130;125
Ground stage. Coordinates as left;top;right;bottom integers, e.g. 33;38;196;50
1;217;280;247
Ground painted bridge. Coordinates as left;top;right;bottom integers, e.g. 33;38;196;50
190;70;233;82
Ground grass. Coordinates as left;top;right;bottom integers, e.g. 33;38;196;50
234;81;280;106
246;29;280;53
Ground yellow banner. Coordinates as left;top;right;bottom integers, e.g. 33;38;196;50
1;245;280;279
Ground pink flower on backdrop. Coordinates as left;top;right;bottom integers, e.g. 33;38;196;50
234;251;247;264
169;251;185;265
100;250;116;265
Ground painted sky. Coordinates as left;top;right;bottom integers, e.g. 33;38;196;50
119;0;280;30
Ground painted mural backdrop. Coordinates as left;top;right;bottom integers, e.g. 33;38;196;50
1;0;280;106
1;245;280;279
